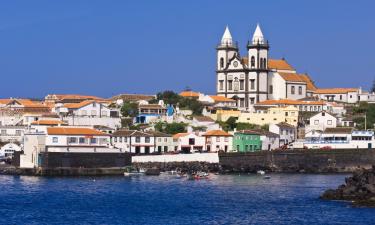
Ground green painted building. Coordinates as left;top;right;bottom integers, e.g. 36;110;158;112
233;130;262;152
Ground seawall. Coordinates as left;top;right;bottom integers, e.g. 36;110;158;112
219;149;375;173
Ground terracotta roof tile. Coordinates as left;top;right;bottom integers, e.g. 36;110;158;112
315;88;359;94
47;127;107;136
179;91;200;98
202;130;232;136
172;133;189;139
209;95;235;102
278;72;306;83
268;59;294;71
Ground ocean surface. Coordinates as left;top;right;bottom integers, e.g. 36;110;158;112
0;174;374;225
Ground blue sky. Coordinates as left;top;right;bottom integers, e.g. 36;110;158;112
0;1;374;98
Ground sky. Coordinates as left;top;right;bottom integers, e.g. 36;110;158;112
0;0;374;99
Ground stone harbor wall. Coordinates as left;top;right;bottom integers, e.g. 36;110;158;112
132;153;219;163
40;152;132;169
219;149;375;173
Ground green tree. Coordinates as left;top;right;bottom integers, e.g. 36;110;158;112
226;117;238;131
179;98;204;115
164;123;187;134
156;91;181;105
236;123;257;131
121;102;138;117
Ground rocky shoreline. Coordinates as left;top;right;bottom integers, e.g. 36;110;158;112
321;166;375;207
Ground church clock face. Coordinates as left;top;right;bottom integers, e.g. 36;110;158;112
233;61;238;67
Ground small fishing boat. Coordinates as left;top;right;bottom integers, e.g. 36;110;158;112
257;170;266;175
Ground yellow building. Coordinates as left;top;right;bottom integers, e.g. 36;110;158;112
237;106;299;126
209;109;241;122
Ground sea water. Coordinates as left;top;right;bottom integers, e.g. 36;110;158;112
0;174;374;225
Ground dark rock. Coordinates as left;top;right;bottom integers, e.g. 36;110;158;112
321;166;375;207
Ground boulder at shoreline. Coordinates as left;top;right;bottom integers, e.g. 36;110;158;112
321;166;375;207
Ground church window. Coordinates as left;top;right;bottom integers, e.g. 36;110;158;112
298;86;302;95
251;56;255;68
228;80;233;90
263;58;267;69
250;79;255;90
291;86;295;95
240;80;244;90
240;98;245;107
220;58;224;68
269;85;273;94
219;80;224;90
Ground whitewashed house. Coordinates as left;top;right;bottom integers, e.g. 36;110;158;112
57;100;121;129
19;127;118;168
306;111;337;134
0;125;26;142
260;131;280;151
269;122;296;146
0;143;21;158
202;130;233;152
173;132;205;153
112;130;155;154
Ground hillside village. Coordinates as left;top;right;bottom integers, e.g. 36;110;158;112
1;25;375;169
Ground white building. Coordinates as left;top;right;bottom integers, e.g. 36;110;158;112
260;131;280;151
269;122;296;146
306;111;337;134
173;132;206;153
20;127;118;168
112;130;155;154
304;128;375;149
216;25;319;111
0;143;21;159
202;130;233;152
56;100;121;129
0;125;26;142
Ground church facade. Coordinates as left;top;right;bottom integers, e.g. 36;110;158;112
216;25;317;111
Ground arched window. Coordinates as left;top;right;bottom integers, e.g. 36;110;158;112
263;58;267;69
251;56;255;68
220;58;224;68
291;86;295;94
259;58;263;69
298;86;302;95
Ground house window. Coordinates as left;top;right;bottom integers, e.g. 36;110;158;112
91;110;97;116
189;138;195;145
114;137;117;142
228;80;233;90
68;137;77;144
15;130;22;136
119;137;122;142
350;95;352;98
216;137;220;142
251;56;255;68
240;80;244;90
79;137;86;144
145;137;150;143
220;58;224;68
135;137;141;143
250;79;255;90
225;137;228;142
269;85;273;94
81;110;87;116
298;86;302;95
0;130;5;135
314;120;319;125
52;137;58;143
250;98;255;104
340;95;342;100
327;120;332;125
90;138;97;144
219;80;224;90
92;102;96;107
124;137;127;142
291;86;295;94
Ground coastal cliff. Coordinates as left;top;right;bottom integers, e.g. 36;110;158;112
321;166;375;207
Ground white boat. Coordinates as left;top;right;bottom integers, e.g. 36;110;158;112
257;170;266;175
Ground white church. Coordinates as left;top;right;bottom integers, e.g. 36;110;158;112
216;24;320;111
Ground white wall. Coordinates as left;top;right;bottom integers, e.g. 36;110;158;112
132;152;219;163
